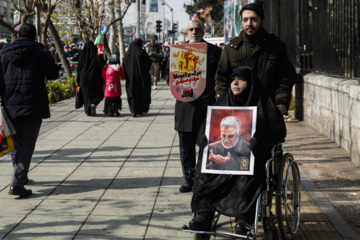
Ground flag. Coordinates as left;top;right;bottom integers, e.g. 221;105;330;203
95;33;104;55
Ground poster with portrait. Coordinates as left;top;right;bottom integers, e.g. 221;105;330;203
150;0;158;12
169;43;207;102
201;106;257;175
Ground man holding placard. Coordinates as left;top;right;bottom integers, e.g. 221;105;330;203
172;20;221;193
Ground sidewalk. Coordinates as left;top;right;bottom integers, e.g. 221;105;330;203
0;80;359;239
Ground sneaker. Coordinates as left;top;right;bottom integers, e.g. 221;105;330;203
90;104;96;116
153;86;157;90
8;186;32;197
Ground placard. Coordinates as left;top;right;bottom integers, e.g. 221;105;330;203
201;106;257;175
169;43;207;102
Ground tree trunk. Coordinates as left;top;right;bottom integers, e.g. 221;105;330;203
116;0;126;64
48;20;72;79
108;0;117;54
102;35;111;59
41;10;51;46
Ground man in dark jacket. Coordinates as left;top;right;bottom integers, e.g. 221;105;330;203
175;19;221;192
0;23;59;197
147;36;163;89
215;3;296;115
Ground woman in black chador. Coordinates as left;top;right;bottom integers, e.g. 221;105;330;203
77;40;106;116
123;38;152;117
188;66;287;235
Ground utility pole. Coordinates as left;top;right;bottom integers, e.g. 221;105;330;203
160;0;173;43
162;3;165;43
136;0;141;38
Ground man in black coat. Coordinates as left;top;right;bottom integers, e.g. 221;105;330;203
215;3;296;115
0;23;59;197
175;19;221;192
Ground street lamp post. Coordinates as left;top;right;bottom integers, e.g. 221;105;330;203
131;0;141;39
136;0;141;38
160;0;173;43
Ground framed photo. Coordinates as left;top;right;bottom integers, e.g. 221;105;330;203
201;106;257;175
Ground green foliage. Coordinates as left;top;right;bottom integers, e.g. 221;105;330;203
184;0;224;37
51;4;76;45
48;76;77;104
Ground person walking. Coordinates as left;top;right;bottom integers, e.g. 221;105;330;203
123;38;152;117
0;23;59;197
147;36;163;89
102;54;125;117
175;19;222;193
77;40;106;116
163;45;170;85
215;3;296;115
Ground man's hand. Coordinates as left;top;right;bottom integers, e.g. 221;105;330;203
209;150;231;165
277;104;287;115
182;89;191;97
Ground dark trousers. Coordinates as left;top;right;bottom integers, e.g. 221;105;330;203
178;130;197;181
11;118;42;187
191;194;214;213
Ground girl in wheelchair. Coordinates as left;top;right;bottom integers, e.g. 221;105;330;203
186;66;287;235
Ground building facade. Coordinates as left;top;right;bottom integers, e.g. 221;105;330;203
0;0;15;42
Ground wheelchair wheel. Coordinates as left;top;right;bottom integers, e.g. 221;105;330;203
276;153;301;240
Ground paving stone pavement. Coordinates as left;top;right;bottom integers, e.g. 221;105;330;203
0;80;359;240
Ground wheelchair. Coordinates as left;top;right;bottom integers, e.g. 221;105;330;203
183;143;301;240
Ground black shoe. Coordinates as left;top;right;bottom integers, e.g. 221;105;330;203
189;211;215;231
179;182;192;192
90;104;96;116
8;186;32;197
235;219;252;235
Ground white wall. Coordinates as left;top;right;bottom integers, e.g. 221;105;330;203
295;73;360;166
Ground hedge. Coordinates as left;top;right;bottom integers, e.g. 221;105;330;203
47;76;77;104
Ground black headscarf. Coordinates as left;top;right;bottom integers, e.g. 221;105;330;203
229;66;253;106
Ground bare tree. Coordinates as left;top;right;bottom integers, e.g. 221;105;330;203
73;0;132;58
115;0;125;62
0;0;37;41
0;0;73;78
36;0;73;79
108;0;117;54
36;0;62;46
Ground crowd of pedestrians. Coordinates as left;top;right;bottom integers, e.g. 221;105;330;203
0;2;296;237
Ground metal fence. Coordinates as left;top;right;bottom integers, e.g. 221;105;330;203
262;0;360;80
312;0;360;79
